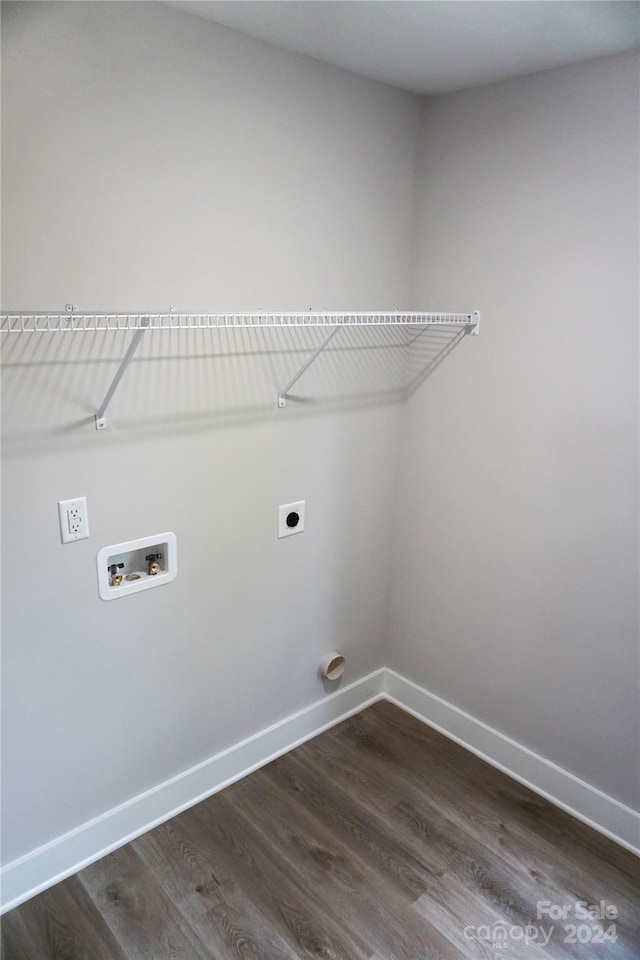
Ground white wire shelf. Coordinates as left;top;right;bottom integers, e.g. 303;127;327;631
1;310;480;429
0;311;477;333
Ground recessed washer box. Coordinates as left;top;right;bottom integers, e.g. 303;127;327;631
97;532;177;601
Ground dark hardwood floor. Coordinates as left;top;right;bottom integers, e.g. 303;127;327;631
2;700;639;959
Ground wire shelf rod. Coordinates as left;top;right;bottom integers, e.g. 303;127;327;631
0;311;478;333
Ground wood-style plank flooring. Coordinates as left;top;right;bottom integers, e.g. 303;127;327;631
2;701;639;959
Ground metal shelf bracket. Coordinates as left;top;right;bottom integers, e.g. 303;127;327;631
95;317;150;430
278;325;342;408
469;310;481;335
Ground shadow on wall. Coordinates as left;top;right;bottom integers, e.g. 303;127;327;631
1;323;471;453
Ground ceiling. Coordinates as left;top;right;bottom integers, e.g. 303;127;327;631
164;1;640;95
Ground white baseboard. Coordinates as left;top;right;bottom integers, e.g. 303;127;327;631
3;664;637;914
0;668;386;914
383;668;640;857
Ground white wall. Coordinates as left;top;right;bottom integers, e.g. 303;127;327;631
389;51;640;811
0;1;421;864
3;0;638;879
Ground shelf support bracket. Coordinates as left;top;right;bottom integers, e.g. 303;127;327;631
95;317;150;430
278;325;342;408
469;310;481;335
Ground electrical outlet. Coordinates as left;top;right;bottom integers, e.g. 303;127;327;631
278;500;305;539
58;497;89;543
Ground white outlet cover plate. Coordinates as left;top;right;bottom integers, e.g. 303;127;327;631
58;497;89;543
278;501;305;538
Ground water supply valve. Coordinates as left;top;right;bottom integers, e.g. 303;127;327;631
146;553;163;576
